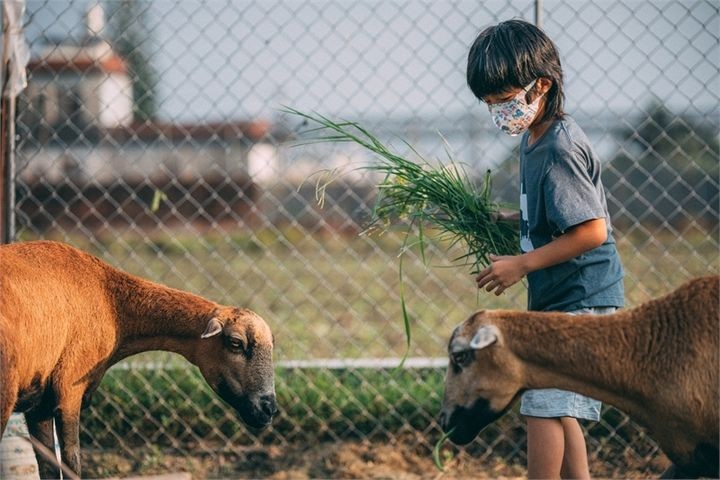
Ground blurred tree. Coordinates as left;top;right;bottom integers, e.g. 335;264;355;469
486;103;718;231
105;0;157;122
487;143;520;207
603;103;718;230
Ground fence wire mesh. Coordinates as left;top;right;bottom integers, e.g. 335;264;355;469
4;0;719;477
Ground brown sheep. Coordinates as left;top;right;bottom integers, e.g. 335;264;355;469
0;240;278;478
439;276;719;479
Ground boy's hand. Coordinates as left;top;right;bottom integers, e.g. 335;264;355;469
476;219;608;296
475;254;527;296
491;209;520;225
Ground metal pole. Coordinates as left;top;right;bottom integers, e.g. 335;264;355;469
0;67;17;245
535;0;544;29
0;0;28;246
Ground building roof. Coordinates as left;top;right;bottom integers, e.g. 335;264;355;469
105;120;272;143
28;54;127;74
28;38;128;74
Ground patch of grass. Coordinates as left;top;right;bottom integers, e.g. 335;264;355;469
82;366;447;449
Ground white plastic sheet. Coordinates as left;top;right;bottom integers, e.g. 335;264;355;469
1;0;29;98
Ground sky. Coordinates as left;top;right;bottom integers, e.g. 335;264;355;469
16;0;720;170
21;0;719;124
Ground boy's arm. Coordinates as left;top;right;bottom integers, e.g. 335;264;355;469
476;217;608;295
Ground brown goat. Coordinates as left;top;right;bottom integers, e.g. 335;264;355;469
0;240;278;478
440;276;719;479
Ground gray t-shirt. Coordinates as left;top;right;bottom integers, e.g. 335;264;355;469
519;116;624;312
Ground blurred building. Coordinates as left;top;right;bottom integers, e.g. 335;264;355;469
16;3;280;232
24;3;133;137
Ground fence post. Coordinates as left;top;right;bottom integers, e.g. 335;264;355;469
0;73;17;245
0;0;26;244
535;0;543;28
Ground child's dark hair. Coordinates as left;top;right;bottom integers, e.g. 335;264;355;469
467;19;565;123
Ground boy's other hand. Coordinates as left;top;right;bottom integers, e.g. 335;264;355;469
475;254;527;295
490;209;521;226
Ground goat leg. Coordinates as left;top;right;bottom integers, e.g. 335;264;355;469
25;412;60;479
55;407;82;478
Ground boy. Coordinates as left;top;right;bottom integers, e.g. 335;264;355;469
467;19;624;479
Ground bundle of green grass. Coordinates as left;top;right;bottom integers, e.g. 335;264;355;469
285;108;519;274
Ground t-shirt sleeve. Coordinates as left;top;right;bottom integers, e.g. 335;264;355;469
543;149;606;234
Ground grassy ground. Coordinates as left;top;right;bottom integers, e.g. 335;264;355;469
81;437;669;479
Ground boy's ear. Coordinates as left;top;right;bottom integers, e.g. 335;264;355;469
526;77;552;104
535;77;553;95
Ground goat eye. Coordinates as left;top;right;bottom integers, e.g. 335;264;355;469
225;336;245;353
452;350;473;367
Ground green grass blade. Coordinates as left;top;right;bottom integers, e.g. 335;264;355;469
433;427;456;471
417;221;426;265
397;252;411;369
150;190;167;213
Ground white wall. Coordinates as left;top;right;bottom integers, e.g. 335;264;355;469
98;72;133;127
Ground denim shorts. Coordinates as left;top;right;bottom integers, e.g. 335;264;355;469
519;306;617;421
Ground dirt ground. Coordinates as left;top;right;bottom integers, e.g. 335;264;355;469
84;439;670;479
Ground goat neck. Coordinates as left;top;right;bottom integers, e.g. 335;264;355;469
491;307;653;416
106;272;217;362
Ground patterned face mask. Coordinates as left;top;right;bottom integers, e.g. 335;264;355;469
488;80;542;136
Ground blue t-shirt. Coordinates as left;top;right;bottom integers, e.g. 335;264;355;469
519;116;624;312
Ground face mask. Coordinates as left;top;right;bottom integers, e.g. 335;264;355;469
488;80;542;136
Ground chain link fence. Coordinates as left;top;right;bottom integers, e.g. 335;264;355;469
4;0;719;476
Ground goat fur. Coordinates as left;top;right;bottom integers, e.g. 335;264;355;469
0;240;277;477
440;276;719;478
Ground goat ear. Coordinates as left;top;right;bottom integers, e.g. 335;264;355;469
201;317;223;339
469;325;499;350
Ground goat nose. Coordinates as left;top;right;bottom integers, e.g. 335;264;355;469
259;394;278;417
